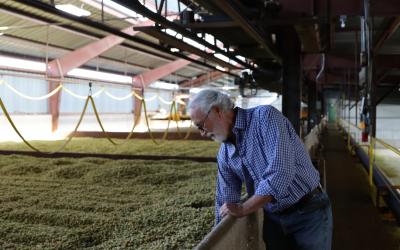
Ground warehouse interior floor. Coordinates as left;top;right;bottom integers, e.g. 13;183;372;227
322;123;400;250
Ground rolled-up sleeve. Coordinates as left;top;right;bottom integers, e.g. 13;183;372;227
215;160;242;225
254;107;296;206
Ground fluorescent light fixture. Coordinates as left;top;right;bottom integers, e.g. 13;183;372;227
149;81;179;90
170;48;179;52
0;55;46;72
215;65;227;72
67;68;131;83
165;28;177;37
236;55;246;63
0;26;8;31
183;37;205;51
55;4;91;17
214;53;230;63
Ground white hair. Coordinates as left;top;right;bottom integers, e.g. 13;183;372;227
188;89;234;114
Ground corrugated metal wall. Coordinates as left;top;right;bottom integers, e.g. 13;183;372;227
0;71;48;113
1;71;175;115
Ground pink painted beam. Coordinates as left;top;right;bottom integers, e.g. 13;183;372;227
47;21;153;76
131;54;200;125
46;21;153;131
180;71;226;88
132;54;199;88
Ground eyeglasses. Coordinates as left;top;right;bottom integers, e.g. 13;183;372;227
196;108;211;133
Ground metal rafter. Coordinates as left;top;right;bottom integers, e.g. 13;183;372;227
111;0;252;69
9;0;230;74
134;26;237;70
373;16;400;53
213;0;282;64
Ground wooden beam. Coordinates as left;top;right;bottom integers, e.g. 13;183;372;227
373;17;400;53
180;71;226;88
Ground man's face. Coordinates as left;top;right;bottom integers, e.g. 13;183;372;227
190;107;228;143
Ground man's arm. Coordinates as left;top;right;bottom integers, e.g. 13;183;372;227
219;194;273;218
215;160;242;224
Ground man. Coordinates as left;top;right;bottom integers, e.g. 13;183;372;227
188;89;332;250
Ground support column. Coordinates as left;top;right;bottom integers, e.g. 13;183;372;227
131;55;199;125
46;21;153;132
278;27;302;135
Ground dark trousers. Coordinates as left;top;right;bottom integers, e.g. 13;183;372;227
263;191;333;250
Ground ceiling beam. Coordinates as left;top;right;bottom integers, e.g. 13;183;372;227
132;55;200;88
212;0;281;63
8;0;223;73
373;17;400;53
131;54;200;126
134;26;238;70
180;71;226;88
112;0;252;69
47;22;153;76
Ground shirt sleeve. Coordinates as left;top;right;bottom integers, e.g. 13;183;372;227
255;106;296;204
215;159;242;225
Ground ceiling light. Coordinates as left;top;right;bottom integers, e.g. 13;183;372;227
0;55;46;72
67;68;131;83
0;26;8;31
216;65;227;72
55;4;91;17
0;33;3;36
149;81;179;90
339;15;347;29
214;53;230;63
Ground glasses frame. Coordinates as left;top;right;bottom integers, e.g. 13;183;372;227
196;108;212;133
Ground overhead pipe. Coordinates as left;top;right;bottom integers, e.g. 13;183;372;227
112;0;254;69
9;0;236;76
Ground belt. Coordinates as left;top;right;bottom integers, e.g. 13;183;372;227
275;186;323;215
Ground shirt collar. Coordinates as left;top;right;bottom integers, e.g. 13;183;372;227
233;107;246;130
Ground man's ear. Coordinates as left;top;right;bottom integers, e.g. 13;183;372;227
213;106;224;118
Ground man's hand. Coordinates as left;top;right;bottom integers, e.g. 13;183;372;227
219;195;273;219
219;203;246;218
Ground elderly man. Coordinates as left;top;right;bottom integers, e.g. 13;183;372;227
188;89;332;250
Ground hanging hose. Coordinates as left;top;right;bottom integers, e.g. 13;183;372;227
62;85;104;99
171;101;182;137
1;79;193;146
89;96;118;145
0;80;63;100
104;90;135;101
142;99;159;144
0;96;90;154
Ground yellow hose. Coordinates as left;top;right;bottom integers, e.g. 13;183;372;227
0;96;90;154
89;96;118;145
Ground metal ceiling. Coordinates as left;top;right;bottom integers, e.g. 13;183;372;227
0;0;231;86
1;0;400;98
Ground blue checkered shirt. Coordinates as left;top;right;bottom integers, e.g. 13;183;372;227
215;105;320;224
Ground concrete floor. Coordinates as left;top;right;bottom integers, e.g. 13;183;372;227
323;123;400;250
